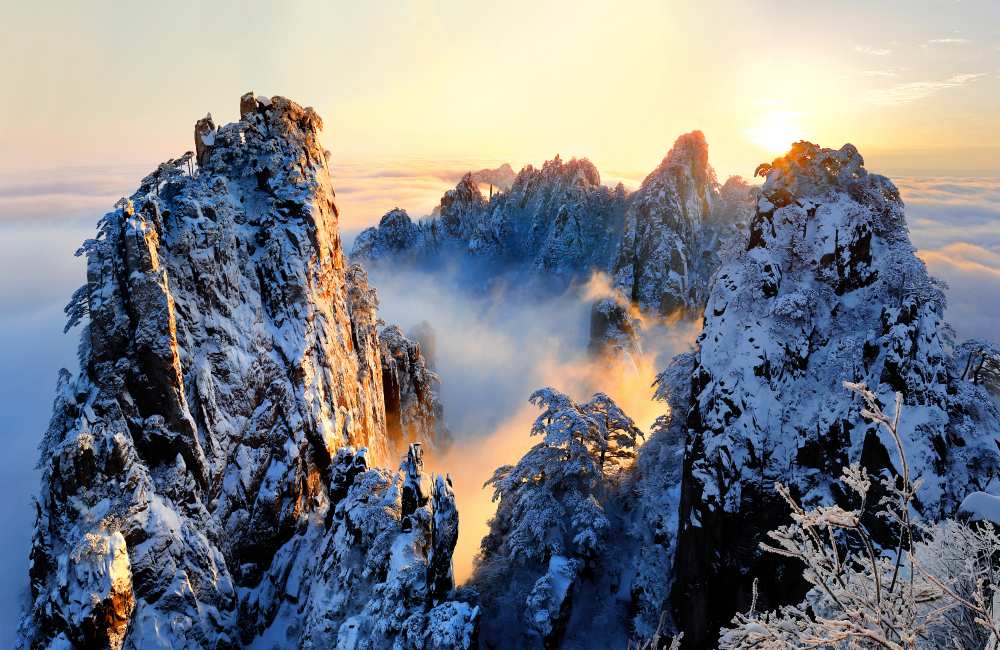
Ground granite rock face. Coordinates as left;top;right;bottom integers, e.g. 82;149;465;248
669;142;1000;647
380;324;450;452
21;94;472;649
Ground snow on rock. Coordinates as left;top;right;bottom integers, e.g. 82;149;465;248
959;491;1000;525
421;601;480;650
611;131;752;320
525;555;581;639
21;94;473;649
379;324;450;452
64;530;134;650
350;208;429;266
667;141;1000;648
351;156;629;292
350;134;754;358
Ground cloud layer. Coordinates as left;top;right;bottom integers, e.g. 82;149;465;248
896;176;1000;343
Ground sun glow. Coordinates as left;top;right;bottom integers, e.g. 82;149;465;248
746;111;804;155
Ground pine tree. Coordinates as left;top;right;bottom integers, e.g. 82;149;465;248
482;388;643;564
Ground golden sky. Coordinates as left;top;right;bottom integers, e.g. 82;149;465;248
3;0;999;182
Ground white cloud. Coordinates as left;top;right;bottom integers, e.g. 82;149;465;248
855;45;893;56
865;72;986;106
918;243;1000;343
898;178;1000;343
928;38;972;45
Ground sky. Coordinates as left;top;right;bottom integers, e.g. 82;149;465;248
1;0;999;644
2;1;999;187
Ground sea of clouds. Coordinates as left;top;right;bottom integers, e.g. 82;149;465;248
0;161;996;643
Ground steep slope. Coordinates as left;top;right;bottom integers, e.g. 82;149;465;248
21;94;473;649
669;142;1000;647
346;264;449;452
379;323;450;452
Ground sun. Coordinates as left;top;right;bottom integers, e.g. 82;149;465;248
745;111;803;155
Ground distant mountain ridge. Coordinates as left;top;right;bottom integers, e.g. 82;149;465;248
350;133;756;342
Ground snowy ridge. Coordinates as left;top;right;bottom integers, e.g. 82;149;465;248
352;156;629;290
464;141;1000;649
350;133;754;355
21;94;472;649
668;141;1000;647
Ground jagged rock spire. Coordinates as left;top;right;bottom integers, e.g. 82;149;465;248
669;141;1000;647
21;94;475;649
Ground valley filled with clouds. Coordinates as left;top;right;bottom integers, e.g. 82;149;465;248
0;159;996;643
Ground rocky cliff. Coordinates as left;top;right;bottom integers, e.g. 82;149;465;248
668;142;1000;647
350;134;754;356
379;324;450;452
20;94;471;649
462;141;1000;649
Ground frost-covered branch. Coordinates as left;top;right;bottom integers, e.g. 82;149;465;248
720;381;1000;649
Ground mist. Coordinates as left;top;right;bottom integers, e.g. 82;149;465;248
0;220;90;643
367;265;699;581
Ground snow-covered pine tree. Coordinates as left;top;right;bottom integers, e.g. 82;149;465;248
470;388;643;648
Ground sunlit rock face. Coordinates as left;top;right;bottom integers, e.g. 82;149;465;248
20;94;473;649
379;324;450;451
670;142;1000;648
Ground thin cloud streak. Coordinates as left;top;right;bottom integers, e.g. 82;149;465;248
855;45;893;56
865;73;986;106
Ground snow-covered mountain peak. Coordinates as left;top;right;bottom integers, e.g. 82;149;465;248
756;141;899;209
440;173;487;238
645;130;716;189
669;139;1000;646
535;155;602;188
21;93;471;649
